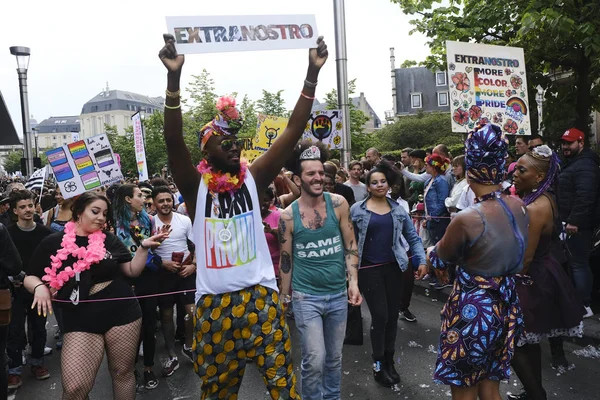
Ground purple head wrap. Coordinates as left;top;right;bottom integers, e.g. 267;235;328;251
465;123;508;185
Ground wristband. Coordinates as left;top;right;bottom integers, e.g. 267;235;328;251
281;294;292;305
140;243;150;250
300;92;315;101
304;79;318;88
33;283;45;293
165;89;181;99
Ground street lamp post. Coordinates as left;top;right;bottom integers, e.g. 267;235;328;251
333;0;352;169
9;46;33;176
33;129;39;157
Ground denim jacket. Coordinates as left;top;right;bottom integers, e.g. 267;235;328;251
424;174;450;221
350;197;427;271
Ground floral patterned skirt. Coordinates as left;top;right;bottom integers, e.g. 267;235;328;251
433;267;524;387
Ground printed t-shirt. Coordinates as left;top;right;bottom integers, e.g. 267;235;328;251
193;171;277;301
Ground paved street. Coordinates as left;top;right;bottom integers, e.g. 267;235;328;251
11;289;600;399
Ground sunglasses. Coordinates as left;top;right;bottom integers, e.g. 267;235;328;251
220;139;244;152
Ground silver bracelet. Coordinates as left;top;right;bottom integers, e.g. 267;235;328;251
304;79;318;88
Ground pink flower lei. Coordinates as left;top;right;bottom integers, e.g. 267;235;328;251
41;221;107;290
197;159;248;193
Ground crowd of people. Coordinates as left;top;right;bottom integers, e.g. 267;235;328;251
0;35;596;400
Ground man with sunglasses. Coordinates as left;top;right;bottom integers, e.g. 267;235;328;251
158;33;328;399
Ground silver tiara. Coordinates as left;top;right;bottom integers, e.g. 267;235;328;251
299;146;321;161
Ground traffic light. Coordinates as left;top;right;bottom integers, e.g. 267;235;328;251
20;158;26;173
33;157;41;169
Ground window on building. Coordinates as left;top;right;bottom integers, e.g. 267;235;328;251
436;72;447;86
105;115;111;125
53;136;56;140
63;135;67;140
411;93;422;109
437;91;449;107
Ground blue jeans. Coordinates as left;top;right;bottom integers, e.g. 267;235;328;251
292;290;347;400
566;229;593;306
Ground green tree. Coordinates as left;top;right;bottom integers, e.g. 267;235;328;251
238;94;258;138
400;60;418;68
2;150;23;174
256;90;287;117
378;112;464;152
186;69;218;125
391;0;600;142
323;79;373;156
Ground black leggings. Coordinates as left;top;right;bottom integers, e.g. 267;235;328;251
512;343;547;400
358;262;403;361
138;297;157;368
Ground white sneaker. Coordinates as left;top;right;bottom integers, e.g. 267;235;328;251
583;306;594;319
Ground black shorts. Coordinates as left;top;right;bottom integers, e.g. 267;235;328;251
157;272;196;308
60;280;141;334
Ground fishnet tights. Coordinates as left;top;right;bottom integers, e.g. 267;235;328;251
61;319;142;400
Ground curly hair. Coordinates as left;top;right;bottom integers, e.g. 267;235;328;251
365;160;398;187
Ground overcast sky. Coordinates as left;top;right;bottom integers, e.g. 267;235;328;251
0;0;430;137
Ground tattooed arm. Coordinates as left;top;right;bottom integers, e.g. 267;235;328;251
335;195;362;306
278;208;294;298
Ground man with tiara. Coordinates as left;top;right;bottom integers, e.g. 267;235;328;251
418;123;529;400
157;33;328;399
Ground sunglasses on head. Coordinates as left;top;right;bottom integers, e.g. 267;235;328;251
220;138;244;152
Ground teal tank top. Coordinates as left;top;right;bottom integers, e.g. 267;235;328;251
291;192;347;295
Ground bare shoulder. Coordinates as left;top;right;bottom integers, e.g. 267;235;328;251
329;193;348;209
279;206;294;224
527;195;553;220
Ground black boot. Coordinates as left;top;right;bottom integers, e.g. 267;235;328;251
372;360;395;387
549;337;568;369
384;352;400;384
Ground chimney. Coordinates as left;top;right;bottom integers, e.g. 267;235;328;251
390;48;397;116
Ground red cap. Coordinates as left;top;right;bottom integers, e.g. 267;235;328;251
561;128;584;142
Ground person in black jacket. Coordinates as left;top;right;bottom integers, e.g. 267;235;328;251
0;223;23;399
323;162;355;206
557;128;600;317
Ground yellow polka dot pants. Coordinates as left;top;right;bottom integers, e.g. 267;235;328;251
193;284;300;400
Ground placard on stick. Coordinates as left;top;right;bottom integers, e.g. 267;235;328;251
45;134;123;199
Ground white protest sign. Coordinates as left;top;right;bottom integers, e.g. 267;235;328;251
446;41;531;135
132;112;149;182
302;110;344;149
166;14;318;54
45;134;124;199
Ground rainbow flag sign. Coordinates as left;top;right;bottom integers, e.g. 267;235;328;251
46;134;123;199
445;41;531;135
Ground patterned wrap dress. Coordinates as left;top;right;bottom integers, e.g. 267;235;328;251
429;194;529;387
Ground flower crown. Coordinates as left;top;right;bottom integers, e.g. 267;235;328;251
199;95;244;149
425;155;450;172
